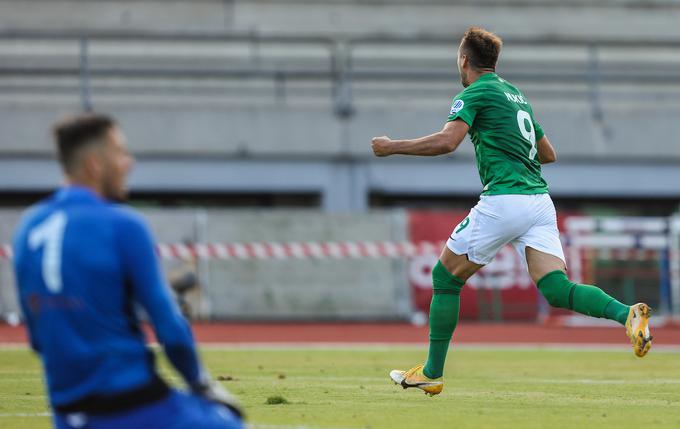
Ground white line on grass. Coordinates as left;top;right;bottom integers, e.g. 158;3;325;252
196;342;680;353
243;376;386;382
0;412;51;417
251;424;360;429
529;378;680;385
0;413;360;429
0;344;34;350
3;342;680;353
4;374;675;385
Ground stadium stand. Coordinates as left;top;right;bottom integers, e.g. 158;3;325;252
0;1;679;321
1;1;680;212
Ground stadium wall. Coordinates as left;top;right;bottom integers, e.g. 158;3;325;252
0;208;413;321
1;209;677;322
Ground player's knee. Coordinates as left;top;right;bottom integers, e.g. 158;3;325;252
536;270;573;309
432;261;464;295
538;287;567;309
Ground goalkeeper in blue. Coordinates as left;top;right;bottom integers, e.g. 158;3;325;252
12;114;244;429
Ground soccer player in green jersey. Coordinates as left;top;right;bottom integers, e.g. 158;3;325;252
371;27;653;396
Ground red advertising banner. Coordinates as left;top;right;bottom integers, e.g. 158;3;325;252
407;210;539;321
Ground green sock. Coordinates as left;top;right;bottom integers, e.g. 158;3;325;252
537;270;630;325
423;261;465;379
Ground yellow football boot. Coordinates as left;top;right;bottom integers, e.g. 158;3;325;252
625;303;653;358
389;364;443;396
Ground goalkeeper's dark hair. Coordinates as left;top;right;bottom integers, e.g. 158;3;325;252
460;27;503;71
53;113;116;174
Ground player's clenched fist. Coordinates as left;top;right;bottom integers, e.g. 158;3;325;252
371;136;393;157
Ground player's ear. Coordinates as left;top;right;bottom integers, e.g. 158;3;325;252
461;54;469;69
81;148;104;179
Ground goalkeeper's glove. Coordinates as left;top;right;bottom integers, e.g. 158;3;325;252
191;374;244;419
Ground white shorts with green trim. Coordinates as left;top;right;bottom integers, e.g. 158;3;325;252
446;193;566;266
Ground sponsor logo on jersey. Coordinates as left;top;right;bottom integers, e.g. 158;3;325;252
450;99;464;114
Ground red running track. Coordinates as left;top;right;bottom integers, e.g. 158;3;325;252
1;322;680;346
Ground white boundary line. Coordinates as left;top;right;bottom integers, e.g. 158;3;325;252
2;342;680;352
196;342;680;353
527;378;680;385
251;425;360;429
0;412;51;417
0;413;360;429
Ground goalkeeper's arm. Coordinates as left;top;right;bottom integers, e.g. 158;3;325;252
116;213;203;384
116;213;244;418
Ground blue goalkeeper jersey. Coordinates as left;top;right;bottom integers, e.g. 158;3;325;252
12;186;203;408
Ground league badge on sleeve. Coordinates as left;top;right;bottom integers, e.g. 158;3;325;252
450;99;464;115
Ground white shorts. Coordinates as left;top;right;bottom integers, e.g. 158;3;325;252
446;194;565;266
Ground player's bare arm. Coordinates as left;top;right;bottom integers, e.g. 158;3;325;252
536;135;557;164
371;119;469;157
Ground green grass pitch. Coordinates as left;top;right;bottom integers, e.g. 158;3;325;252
1;346;679;429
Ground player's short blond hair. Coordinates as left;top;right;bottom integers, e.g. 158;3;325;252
461;27;503;70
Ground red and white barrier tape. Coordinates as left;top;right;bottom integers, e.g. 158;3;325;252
0;241;445;261
156;241;445;261
0;245;12;260
0;240;671;262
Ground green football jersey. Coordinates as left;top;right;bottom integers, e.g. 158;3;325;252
447;72;549;196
